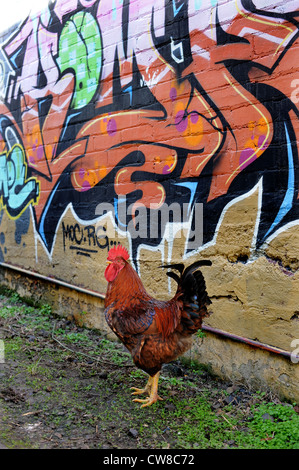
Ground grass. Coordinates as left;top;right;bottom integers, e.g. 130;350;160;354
0;287;299;449
243;402;299;449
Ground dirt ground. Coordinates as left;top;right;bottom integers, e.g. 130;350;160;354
0;291;298;450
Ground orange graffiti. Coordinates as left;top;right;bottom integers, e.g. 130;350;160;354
0;0;298;252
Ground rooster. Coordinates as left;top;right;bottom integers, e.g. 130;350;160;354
104;244;212;407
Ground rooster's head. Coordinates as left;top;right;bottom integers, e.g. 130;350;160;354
104;244;130;282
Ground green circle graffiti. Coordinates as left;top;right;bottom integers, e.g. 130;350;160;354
57;11;102;109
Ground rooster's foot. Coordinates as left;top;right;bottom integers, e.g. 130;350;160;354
130;376;152;396
131;387;150;396
133;393;163;408
132;372;162;407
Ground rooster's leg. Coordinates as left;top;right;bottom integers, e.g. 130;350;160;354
132;372;163;407
131;376;153;396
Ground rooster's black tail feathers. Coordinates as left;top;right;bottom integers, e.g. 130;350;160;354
159;260;212;334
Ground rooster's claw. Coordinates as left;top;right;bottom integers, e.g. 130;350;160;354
133;395;163;408
131;387;149;396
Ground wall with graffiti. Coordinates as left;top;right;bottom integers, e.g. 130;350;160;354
0;0;299;354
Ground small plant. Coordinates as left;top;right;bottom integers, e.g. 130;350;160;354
40;304;52;316
245;402;299;449
64;332;90;344
130;369;146;379
10;292;21;304
196;330;206;339
0;306;15;319
26;357;42;376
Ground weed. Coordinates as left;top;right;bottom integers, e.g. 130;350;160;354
196;330;206;339
130;369;147;380
39;304;52;316
242;402;299;449
64;332;92;345
0;307;15;319
9;292;21;304
26;357;43;376
4;337;23;356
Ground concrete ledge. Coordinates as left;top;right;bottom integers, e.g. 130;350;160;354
191;331;299;402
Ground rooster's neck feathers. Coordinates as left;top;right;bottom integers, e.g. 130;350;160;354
105;262;151;306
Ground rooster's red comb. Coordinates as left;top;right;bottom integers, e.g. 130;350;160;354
107;244;130;261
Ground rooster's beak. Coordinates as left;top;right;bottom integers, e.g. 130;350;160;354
106;260;112;264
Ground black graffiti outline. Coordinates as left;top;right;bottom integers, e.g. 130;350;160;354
0;0;298;266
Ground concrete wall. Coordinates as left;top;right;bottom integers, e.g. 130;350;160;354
0;0;299;400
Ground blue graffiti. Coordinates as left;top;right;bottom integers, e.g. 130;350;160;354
0;144;39;218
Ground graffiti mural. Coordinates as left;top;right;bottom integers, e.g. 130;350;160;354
0;0;298;264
